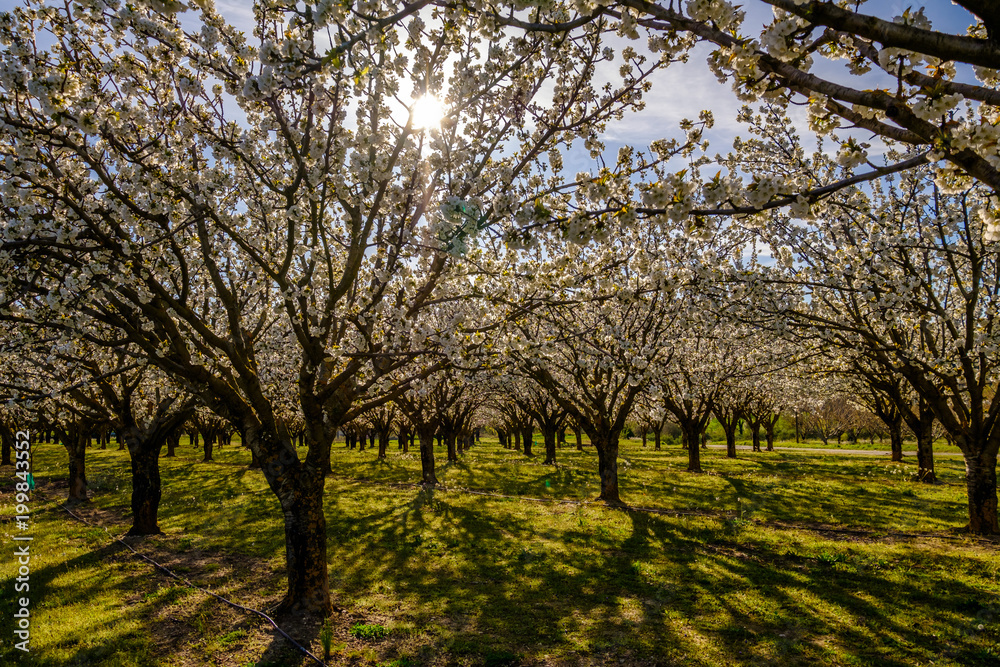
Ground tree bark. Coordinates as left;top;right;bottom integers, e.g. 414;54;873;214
202;437;214;462
654;426;662;451
765;418;778;451
592;434;621;504
64;432;88;503
964;450;999;534
906;404;936;483
274;467;332;616
164;432;178;457
750;422;762;452
889;421;903;462
724;424;737;459
128;442;165;535
377;428;389;461
543;425;557;465
0;424;12;466
446;432;458;462
683;425;702;473
417;426;437;486
514;429;521;451
521;425;534;456
574;425;583;451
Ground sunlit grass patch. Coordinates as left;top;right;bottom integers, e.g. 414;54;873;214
3;437;997;666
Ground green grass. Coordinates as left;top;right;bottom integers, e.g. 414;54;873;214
1;436;997;666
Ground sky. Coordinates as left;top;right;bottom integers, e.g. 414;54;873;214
0;0;982;177
591;1;980;173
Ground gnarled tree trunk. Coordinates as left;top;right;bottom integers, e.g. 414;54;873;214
682;424;702;473
591;433;621;504
128;442;164;535
543;426;557;465
64;431;89;503
417;426;437;486
963;448;999;534
521;425;534;457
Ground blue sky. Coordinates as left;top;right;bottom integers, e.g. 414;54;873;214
0;0;981;176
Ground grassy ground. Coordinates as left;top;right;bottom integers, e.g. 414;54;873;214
2;437;998;666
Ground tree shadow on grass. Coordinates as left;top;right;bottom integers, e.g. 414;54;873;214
321;485;1000;666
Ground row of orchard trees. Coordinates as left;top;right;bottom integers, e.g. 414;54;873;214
2;0;999;619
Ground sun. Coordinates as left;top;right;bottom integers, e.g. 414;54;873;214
411;94;445;130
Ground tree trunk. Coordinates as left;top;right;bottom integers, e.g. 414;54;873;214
514;429;521;451
190;430;199;449
654;426;662;451
446;432;458;462
723;424;737;459
521;425;533;456
889;421;903;462
592;434;621;504
274;468;332;616
963;449;999;534
558;427;566;447
377;429;389;461
164;432;178;457
0;425;12;466
751;423;762;452
128;442;164;535
203;437;214;462
906;403;937;484
400;428;410;454
765;420;776;451
498;429;507;448
641;428;647;448
64;432;88;503
358;431;366;452
417;427;437;486
543;426;557;465
683;425;702;473
575;426;583;451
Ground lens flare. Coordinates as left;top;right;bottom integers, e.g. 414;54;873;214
411;95;444;130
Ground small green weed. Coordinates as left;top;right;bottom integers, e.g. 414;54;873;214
350;623;390;641
818;551;847;565
320;618;333;660
218;630;247;646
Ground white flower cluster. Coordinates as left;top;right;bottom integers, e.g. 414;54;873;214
974;65;1000;87
641;178;674;209
807;94;839;135
980;207;1000;244
744;175;783;208
835;139;869;169
701;173;737;207
760;12;810;61
911;93;964;122
788;195;814;221
686;0;742;31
